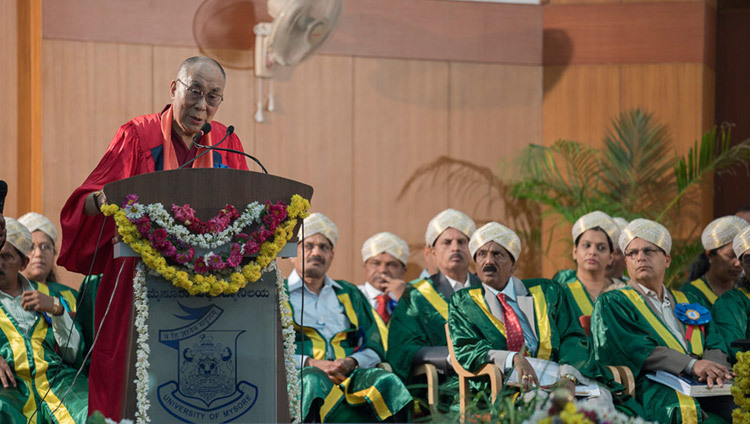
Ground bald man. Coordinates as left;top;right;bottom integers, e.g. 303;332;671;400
59;56;250;419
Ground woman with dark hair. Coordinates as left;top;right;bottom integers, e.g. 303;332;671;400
706;226;750;363
554;211;624;329
683;215;748;309
18;212;78;309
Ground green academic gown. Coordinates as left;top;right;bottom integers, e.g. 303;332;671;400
706;287;750;364
681;277;717;309
592;286;711;423
448;278;632;390
386;272;480;382
284;280;411;422
0;281;88;424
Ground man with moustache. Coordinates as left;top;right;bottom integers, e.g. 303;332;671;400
387;208;479;383
285;213;411;422
592;219;735;423
359;232;409;323
449;222;629;412
0;219;87;423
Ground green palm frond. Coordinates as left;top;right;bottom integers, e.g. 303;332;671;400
599;109;676;217
660;125;750;221
665;239;705;288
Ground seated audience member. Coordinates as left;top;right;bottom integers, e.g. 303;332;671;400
448;222;639;413
285;213;411;422
706;226;750;363
359;232;410;324
387;208;479;382
18;212;78;305
555;211;625;327
0;219;87;423
606;216;630;282
684;215;748;308
593;218;735;423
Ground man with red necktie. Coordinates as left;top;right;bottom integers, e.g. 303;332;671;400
358;232;409;324
448;222;639;414
58;56;249;421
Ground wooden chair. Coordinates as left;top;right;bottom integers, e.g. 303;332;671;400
412;363;440;413
606;365;636;396
444;323;504;422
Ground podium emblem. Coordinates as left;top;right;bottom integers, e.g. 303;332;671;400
157;303;258;422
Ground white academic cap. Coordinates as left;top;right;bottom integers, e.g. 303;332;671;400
425;209;476;247
361;232;410;265
298;212;338;246
571;211;619;247
18;212;59;245
5;218;33;257
733;226;750;259
469;222;522;262
613;217;629;233
701;215;748;251
619;218;672;255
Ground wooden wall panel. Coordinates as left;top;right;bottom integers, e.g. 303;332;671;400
42;40;153;287
252;55;354;281
42;0;543;65
619;63;715;229
541;65;620;276
1;0;19;217
543;3;714;66
449;63;543;276
151;46;257;156
351;58;449;284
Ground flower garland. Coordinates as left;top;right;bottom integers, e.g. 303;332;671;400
733;351;750;423
102;194;309;296
523;390;651;424
274;261;301;424
133;263;151;424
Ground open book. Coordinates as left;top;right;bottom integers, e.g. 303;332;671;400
506;357;600;397
646;370;732;397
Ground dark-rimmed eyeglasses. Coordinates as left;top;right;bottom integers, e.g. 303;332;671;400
177;79;224;107
624;247;662;259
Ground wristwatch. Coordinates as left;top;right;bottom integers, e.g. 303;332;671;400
92;190;105;211
561;374;577;385
52;297;62;316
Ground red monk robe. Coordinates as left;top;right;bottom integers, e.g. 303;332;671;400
58;105;249;420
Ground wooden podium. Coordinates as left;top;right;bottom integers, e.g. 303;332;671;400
104;168;313;423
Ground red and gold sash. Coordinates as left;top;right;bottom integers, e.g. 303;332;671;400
160;105;214;169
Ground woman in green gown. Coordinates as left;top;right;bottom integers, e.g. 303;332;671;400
554;211;625;331
706;225;750;363
683;215;748;308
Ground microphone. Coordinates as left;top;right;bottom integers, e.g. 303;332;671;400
184;126;269;174
0;180;7;214
192;123;212;145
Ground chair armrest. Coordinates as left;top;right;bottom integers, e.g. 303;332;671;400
413;363;439;409
607;365;636;396
376;362;394;373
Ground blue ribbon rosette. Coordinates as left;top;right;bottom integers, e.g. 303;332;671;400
675;303;711;325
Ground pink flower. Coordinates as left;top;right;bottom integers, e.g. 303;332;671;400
151;228;168;243
123;194;139;208
255;228;273;243
194;258;210;274
236;233;250;242
175;251;191;264
226;251;243;268
207;254;226;270
172;204;196;223
135;217;151;237
244;240;260;254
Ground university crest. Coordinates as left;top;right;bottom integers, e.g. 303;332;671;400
157;303;258;423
